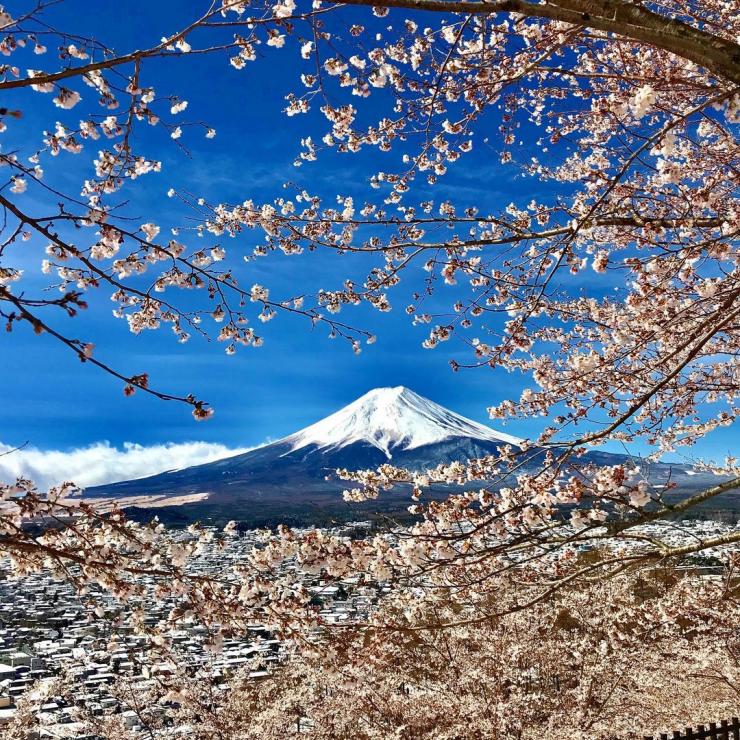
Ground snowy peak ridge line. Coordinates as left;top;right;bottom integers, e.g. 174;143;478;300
281;386;522;459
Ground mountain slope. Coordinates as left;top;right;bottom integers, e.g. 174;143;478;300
281;386;522;457
87;387;713;526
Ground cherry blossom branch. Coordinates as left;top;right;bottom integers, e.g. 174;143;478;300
337;0;740;83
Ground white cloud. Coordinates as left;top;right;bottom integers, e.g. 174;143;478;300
0;440;254;489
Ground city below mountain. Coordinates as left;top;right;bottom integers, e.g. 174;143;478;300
87;387;723;527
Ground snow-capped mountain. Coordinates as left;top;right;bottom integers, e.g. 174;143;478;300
281;386;521;458
86;387;703;527
86;386;526;525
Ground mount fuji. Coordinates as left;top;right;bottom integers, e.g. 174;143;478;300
86;387;706;527
279;386;522;458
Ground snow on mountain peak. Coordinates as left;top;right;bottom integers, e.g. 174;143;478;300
282;386;521;458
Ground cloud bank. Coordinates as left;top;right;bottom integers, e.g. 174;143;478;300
0;441;253;489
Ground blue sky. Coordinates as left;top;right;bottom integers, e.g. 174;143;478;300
0;0;736;476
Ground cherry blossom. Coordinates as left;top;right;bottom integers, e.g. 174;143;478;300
0;1;738;733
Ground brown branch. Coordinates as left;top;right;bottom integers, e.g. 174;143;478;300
607;475;740;536
337;0;740;84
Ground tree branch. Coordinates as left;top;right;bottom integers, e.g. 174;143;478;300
338;0;740;84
